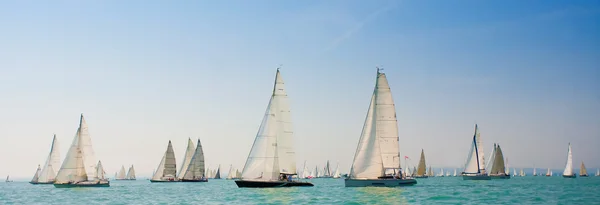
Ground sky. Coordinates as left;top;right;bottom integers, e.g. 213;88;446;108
1;0;599;179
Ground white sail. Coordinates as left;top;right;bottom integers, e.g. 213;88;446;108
117;165;126;179
152;141;177;180
463;124;485;174
227;165;233;179
177;138;195;179
96;161;106;180
533;168;537;176
324;160;331;176
546;168;551;176
55;114;99;183
513;168;516;176
563;143;573;176
183;139;205;180
31;165;41;183
333;162;340;178
453;169;457;177
126;165;136;180
38;134;61;183
506;158;510;175
596;169;599;176
214;165;221;179
485;144;496;172
272;70;297;175
301;161;309;178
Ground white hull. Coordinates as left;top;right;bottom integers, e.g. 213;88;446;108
344;178;417;187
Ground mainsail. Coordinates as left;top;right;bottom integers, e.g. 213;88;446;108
214;165;221;179
38;134;61;183
324;161;331;176
240;69;297;181
183;139;206;180
333;162;340;178
416;149;427;176
55;114;99;183
95;161;106;180
301;161;309;178
490;144;506;175
177;138;195;179
349;69;401;179
30;165;41;183
126;165;136;180
485;144;497;172
117;166;126;179
463;124;486;174
563;143;573;176
580;162;588;176
152;141;177;180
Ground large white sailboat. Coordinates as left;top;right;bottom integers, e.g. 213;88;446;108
177;138;195;180
562;143;576;178
150;140;178;182
320;160;333;178
126;165;136;180
30;134;61;184
462;124;491;180
345;68;417;187
235;68;313;188
54;114;110;187
181;139;207;182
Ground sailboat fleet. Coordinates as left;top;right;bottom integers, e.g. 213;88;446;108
8;68;596;189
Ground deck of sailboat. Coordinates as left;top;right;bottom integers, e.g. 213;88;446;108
344;178;417;187
462;175;491;180
235;180;314;188
490;174;511;179
54;181;110;188
29;181;55;185
563;175;577;178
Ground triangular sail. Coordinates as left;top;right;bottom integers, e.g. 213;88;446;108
227;165;233;179
31;165;41;183
580;162;587;176
563;143;573;176
55;114;98;183
325;161;331;176
126;165;136;180
490;145;506;174
183;139;206;180
177;138;195;179
416;149;427;176
301;161;309;178
96;161;106;180
214;165;221;179
38;134;61;183
117;166;126;179
152;141;177;180
485;144;497;172
333;162;340;178
463;124;485;174
546;168;551;176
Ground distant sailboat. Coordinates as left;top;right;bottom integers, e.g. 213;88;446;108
333;162;340;178
214;165;221;179
54;114;110;187
235;68;313;188
505;158;510;176
596;169;599;177
438;169;445;177
150;141;178;182
546;168;551;177
31;134;61;184
181;139;207;182
453;169;457;177
533;168;537;176
126;165;136;180
227;165;234;180
428;166;434;177
462;124;491;180
345;68;417;187
562;143;576;178
95;161;107;182
29;165;41;184
579;162;588;177
6;175;12;182
519;169;525;177
320;160;333;178
177;138;195;180
489;144;509;179
115;166;127;180
415;149;428;178
301;161;310;179
513;168;517;177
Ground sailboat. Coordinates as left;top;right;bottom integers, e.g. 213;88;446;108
29;165;42;184
234;169;242;179
453;169;457;177
533;168;537;176
227;165;234;180
485;144;497;172
579;162;588;177
177;138;195;180
150;140;178;182
96;161;108;182
513;168;517;177
31;134;62;184
213;165;221;179
428;166;435;177
5;175;12;182
333;162;340;178
562;143;576;178
519;169;525;177
462;124;491;180
115;165;127;180
301;161;310;179
126;165;136;180
181;139;208;182
345;68;417;187
320;160;333;178
596;169;599;177
438;169;445;177
54;114;110;187
546;168;551;177
489;144;510;179
505;158;510;176
235;68;313;188
415;149;428;178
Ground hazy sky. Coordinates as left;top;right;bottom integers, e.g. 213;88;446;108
1;0;599;179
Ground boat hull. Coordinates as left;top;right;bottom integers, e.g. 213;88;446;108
344;178;417;187
580;174;588;177
150;179;179;183
235;180;314;188
462;175;491;180
490;174;511;179
563;175;577;178
29;181;55;185
54;181;110;188
414;176;428;178
180;179;208;182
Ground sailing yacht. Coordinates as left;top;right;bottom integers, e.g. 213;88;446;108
562;143;576;178
333;162;341;178
579;162;588;177
345;68;417;187
54;114;110;187
545;168;551;177
596;169;599;177
462;124;491;180
513;168;517;177
235;68;313;188
320;160;333;178
519;169;525;177
177;138;195;180
30;135;61;184
438;169;445;177
29;165;42;184
213;165;221;179
488;144;509;179
533;167;537;176
126;165;136;180
150;141;178;182
428;166;435;177
453;169;457;177
5;175;12;182
115;166;127;180
181;139;208;182
415;149;428;178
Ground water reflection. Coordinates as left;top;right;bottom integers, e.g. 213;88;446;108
352;187;409;205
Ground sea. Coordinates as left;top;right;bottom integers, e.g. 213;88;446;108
1;177;599;205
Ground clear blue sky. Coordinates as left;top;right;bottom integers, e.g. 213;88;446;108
1;0;599;178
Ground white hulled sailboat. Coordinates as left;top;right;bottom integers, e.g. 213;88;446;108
115;166;126;180
177;138;195;180
235;68;313;188
345;68;417;187
562;143;576;178
462;124;491;180
181;139;207;182
54;114;110;187
31;134;61;184
126;165;136;180
150;141;178;182
579;162;588;177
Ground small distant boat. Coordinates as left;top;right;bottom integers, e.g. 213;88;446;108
53;114;109;188
235;68;313;188
319;160;333;178
30;165;42;184
115;165;127;180
579;162;588;177
438;169;445;177
31;134;61;184
533;167;537;176
5;175;12;182
453;169;457;177
428;166;435;177
461;124;491;180
344;68;417;187
513;168;517;177
181;139;208;182
596;169;599;177
126;165;136;180
300;161;310;179
545;168;551;177
414;149;428;178
213;165;221;179
562;143;576;178
150;141;178;182
489;144;510;179
519;169;525;177
333;162;340;178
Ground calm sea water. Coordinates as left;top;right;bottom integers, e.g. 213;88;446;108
1;177;599;204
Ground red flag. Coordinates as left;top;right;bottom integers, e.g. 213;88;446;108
404;156;409;159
